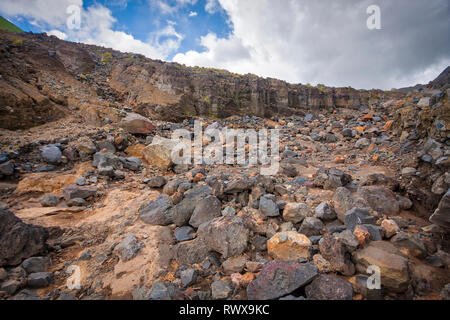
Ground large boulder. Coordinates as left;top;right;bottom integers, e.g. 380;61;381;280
0;161;14;177
319;233;355;276
120;112;155;134
189;195;222;228
352;241;410;293
169;185;212;227
224;179;255;194
259;196;279;217
114;235;144;262
282;202;311;223
93;152;123;176
429;188;450;229
174;238;210;265
313;168;352;190
0;210;48;266
267;231;312;261
333;187;369;222
40;145;62;164
246;261;318;300
143;136;188;169
139;194;173;226
356;186;402;215
62;185;97;201
198;216;249;259
305;274;353;300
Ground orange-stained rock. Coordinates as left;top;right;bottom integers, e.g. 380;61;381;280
334;156;345;164
125;144;147;162
267;231;312;261
13;162;93;195
313;253;332;272
353;225;371;247
381;219;400;238
355;126;365;133
231;272;255;288
352;241;410;293
193;173;204;182
367;143;377;153
384;120;394;131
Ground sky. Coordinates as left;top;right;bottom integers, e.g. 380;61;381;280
0;0;449;90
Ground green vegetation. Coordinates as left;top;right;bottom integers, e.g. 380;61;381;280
202;96;211;105
102;52;112;63
0;16;24;33
12;38;23;46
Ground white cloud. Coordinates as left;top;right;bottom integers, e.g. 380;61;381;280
104;0;130;9
46;29;68;40
0;0;82;28
149;0;198;15
205;0;220;14
189;11;197;17
0;1;183;60
175;0;450;89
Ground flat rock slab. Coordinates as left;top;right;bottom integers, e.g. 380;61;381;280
246;261;318;300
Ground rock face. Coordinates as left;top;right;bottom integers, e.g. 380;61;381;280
352;241;410;293
267;231;312;261
0;210;48;267
246;261;318;300
198;216;249;259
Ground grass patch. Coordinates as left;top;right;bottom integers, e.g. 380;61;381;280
0;16;24;33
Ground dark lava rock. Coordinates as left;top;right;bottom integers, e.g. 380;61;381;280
139;194;173;226
305;274;353;300
246;261;318;300
62;185;97;201
0;210;48;267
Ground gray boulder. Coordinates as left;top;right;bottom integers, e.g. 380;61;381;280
41;145;61;164
305;274;353;300
0;210;48;267
114;235;144;262
198;216;248;259
139;194;173;226
246;261;318;300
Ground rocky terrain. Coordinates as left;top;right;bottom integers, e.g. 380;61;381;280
0;30;449;300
